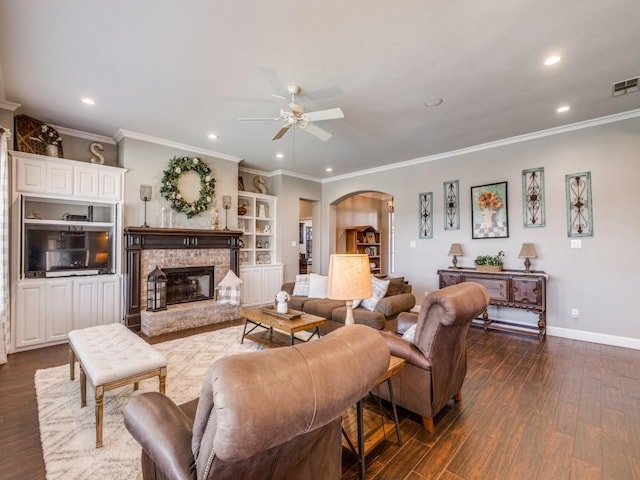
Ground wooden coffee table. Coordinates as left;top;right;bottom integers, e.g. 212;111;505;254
239;306;326;348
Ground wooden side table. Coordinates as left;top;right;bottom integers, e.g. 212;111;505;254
343;355;405;480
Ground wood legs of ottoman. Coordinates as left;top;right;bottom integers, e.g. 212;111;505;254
69;346;167;448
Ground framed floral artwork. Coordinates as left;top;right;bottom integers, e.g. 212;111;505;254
418;192;433;239
471;182;509;239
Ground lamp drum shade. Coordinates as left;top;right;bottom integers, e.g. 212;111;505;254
518;243;538;258
327;254;372;300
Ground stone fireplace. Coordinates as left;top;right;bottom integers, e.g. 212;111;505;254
124;227;242;335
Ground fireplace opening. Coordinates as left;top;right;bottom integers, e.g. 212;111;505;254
164;266;215;305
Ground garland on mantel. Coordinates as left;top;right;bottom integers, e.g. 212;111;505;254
160;156;215;218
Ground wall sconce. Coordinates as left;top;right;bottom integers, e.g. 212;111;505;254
518;243;538;273
147;265;167;312
448;243;463;269
327;254;372;326
140;185;152;228
222;195;232;230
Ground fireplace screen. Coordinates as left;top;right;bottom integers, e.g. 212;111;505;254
164;266;215;305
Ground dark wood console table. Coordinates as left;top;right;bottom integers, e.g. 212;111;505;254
438;268;549;341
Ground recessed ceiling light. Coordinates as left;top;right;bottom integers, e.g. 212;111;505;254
544;55;561;66
208;133;218;140
326;167;333;172
81;97;95;105
276;153;284;159
556;105;570;113
424;97;444;108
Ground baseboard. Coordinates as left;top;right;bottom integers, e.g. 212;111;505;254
547;326;640;350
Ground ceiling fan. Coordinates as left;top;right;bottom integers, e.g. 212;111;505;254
239;85;344;141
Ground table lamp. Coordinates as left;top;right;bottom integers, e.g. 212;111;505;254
448;243;463;269
327;254;372;326
518;243;537;273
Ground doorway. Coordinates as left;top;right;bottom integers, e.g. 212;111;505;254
299;199;314;274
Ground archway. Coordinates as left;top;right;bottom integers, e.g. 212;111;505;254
332;190;394;275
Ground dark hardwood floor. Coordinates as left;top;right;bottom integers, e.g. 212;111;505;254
1;322;640;480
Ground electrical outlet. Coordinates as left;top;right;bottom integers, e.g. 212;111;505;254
571;308;579;319
410;241;416;248
571;239;582;249
291;240;297;247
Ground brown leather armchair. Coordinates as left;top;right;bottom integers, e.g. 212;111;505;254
124;324;390;480
372;282;489;432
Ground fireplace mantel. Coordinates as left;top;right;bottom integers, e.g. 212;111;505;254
124;227;242;330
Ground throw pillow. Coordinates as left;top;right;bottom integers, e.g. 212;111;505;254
352;299;361;309
307;273;328;298
292;274;310;296
361;276;390;312
402;324;417;344
385;277;406;297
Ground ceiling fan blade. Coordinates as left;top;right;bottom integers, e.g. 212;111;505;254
301;122;332;142
238;117;282;121
272;124;292;140
304;107;344;122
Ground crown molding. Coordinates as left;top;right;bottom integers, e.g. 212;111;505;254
322;108;640;183
114;129;243;163
52;125;116;144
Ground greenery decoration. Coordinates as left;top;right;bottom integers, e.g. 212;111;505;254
475;250;505;266
160;156;215;218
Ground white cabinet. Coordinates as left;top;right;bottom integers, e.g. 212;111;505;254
237;192;277;267
13;275;121;350
13;151;124;201
10;151;126;352
240;264;283;307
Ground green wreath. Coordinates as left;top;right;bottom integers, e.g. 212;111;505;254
160;156;216;219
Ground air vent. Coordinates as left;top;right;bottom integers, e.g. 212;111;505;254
612;77;639;97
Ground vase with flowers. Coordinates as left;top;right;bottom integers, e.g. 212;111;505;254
31;124;63;158
275;291;290;314
477;191;503;229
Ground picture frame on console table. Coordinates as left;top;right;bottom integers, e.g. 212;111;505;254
471;181;509;239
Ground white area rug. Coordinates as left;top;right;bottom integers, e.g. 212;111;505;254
35;325;261;480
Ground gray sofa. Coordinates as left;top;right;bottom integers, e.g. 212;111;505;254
281;276;416;333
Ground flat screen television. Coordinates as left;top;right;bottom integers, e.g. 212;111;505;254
24;226;113;278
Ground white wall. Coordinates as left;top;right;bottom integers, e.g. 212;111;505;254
118;137;239;230
321;116;640;344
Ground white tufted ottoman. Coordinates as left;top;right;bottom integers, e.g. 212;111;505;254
68;323;167;447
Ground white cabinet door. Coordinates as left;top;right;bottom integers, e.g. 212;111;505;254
74;167;99;199
16;158;46;192
45;280;73;342
46;163;74;196
240;267;262;306
73;277;99;329
14;282;46;349
99;172;122;201
260;265;283;305
98;275;121;325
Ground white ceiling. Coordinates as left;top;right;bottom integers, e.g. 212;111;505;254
1;0;640;179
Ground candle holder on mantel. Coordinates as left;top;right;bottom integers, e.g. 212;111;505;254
140;185;152;228
222;196;232;230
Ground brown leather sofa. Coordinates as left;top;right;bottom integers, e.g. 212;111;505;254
124;324;390;480
281;276;415;333
372;282;490;432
